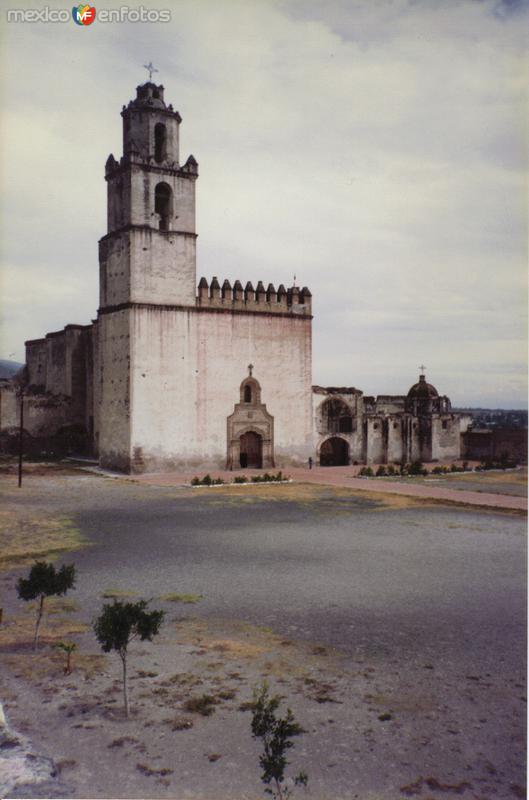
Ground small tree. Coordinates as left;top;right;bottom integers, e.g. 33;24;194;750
93;599;164;717
251;682;308;800
17;561;76;650
55;641;77;674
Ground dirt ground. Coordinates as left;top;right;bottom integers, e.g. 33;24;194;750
0;464;526;799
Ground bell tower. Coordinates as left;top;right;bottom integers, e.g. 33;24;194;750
99;81;199;308
97;82;199;471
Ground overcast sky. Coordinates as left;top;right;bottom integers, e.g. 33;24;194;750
0;0;527;407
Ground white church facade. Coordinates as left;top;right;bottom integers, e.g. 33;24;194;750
0;82;467;471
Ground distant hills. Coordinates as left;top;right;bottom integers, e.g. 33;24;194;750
0;359;23;379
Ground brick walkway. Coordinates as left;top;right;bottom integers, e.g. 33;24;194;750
129;465;527;512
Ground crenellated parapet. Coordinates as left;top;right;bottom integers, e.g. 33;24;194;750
197;277;312;315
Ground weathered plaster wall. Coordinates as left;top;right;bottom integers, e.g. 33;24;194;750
365;417;385;464
313;391;364;463
0;384;18;431
375;396;406;414
26;340;47;388
97;311;132;470
128;306;312;471
0;383;78;439
431;416;461;461
386;418;404;463
100;228;196;309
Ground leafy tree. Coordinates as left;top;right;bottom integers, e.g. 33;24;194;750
93;599;164;717
251;682;308;800
17;561;76;650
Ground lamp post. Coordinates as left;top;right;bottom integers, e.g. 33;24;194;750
17;385;24;488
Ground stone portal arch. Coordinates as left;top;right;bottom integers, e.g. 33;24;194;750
319;436;349;466
227;370;274;469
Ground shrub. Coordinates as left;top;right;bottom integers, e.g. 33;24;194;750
386;465;396;476
250;471;288;483
55;641;77;675
359;466;373;477
251;682;308;799
375;465;387;477
233;475;248;483
191;474;225;486
408;460;425;476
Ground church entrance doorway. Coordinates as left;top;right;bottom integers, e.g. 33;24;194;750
319;437;349;466
240;431;263;469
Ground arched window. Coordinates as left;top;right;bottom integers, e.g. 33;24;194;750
154;182;172;231
240;377;261;405
154;123;166;163
323;398;353;434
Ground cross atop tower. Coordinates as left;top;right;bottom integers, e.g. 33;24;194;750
248;363;254;377
419;364;427;375
143;61;159;82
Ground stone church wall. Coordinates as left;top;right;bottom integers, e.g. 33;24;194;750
97;311;132;470
126;305;312;471
0;325;94;454
431;416;461;461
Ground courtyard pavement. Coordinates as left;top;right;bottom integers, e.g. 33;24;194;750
129;464;528;512
0;468;526;798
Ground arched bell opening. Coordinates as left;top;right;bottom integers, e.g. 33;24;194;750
154;122;167;163
154;182;172;231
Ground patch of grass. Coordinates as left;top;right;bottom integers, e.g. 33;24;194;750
101;588;138;599
136;763;173;777
0;512;87;571
41;597;80;615
183;694;220;716
302;676;340;704
168;672;203;687
170;715;194;731
239;699;257;712
160;592;203;604
217;689;237;700
54;759;78;776
0;609;88;651
108;736;139;748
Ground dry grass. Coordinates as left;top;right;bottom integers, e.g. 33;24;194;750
203;481;428;511
160;592;203;604
0;610;88;650
0;510;87;571
2;647;104;682
101;588;139;599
